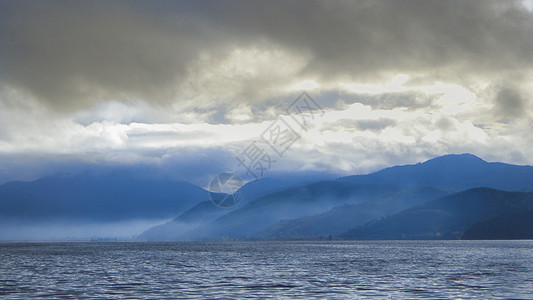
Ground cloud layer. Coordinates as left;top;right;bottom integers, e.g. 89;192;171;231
1;0;533;184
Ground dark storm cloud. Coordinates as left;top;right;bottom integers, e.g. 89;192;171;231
0;1;212;110
1;0;532;111
173;0;533;81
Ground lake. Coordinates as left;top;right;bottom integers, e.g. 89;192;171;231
0;240;532;299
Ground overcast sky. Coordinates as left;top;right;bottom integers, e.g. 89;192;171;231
1;0;532;185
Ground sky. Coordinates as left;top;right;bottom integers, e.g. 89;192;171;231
0;0;533;186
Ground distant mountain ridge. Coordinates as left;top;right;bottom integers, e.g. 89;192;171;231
0;174;208;222
338;154;533;191
0;169;334;223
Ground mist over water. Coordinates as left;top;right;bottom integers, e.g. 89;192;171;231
1;240;532;299
0;219;170;241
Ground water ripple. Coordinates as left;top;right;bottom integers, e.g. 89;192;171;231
0;240;532;299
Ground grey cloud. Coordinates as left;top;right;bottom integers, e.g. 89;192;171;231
1;0;532;111
323;118;397;133
126;130;216;146
0;1;210;111
192;0;533;81
436;117;454;131
201;91;331;125
493;86;528;119
368;92;437;111
306;90;437;113
354;118;397;131
331;91;438;111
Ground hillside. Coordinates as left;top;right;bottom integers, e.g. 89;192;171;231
258;186;449;239
340;188;533;240
462;210;533;240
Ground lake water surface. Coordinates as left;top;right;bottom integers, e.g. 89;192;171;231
0;240;532;299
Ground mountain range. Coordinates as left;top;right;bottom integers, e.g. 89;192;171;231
140;154;533;241
1;153;533;240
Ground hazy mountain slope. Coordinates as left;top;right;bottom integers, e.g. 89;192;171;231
338;154;533;191
186;182;403;240
259;186;450;239
137;201;229;240
0;174;208;222
341;188;533;240
141;154;533;241
138;173;337;240
236;172;338;205
462;210;533;240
